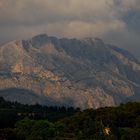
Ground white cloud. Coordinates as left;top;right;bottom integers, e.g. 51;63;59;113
52;20;125;38
0;0;140;60
121;0;140;11
0;0;125;37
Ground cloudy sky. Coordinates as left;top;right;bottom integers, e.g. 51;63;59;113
0;0;140;59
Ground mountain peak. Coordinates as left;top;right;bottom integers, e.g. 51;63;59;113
0;34;140;109
31;33;48;39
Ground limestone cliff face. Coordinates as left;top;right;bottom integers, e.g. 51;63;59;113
0;34;140;109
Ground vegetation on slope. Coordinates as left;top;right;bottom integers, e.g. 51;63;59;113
0;97;140;140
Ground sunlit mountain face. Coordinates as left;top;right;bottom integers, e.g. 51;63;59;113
0;34;140;109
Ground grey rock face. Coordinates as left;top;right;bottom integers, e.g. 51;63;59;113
0;34;140;109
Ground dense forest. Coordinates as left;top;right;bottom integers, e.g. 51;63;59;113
0;97;140;140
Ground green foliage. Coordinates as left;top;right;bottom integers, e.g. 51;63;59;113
119;127;140;140
58;102;140;140
15;118;55;140
15;118;76;140
0;97;78;128
0;97;140;140
0;128;17;140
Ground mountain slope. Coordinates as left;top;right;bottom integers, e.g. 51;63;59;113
0;34;140;109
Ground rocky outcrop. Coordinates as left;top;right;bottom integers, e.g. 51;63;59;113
0;34;140;109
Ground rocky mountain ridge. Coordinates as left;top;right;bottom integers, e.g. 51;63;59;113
0;34;140;109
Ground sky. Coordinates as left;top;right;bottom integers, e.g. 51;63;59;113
0;0;140;60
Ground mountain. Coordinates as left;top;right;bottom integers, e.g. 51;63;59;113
0;34;140;109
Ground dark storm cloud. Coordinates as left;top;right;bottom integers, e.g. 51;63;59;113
0;0;140;59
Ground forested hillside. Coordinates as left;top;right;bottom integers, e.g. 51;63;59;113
0;97;140;140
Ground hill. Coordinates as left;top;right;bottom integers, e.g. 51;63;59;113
0;34;140;109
